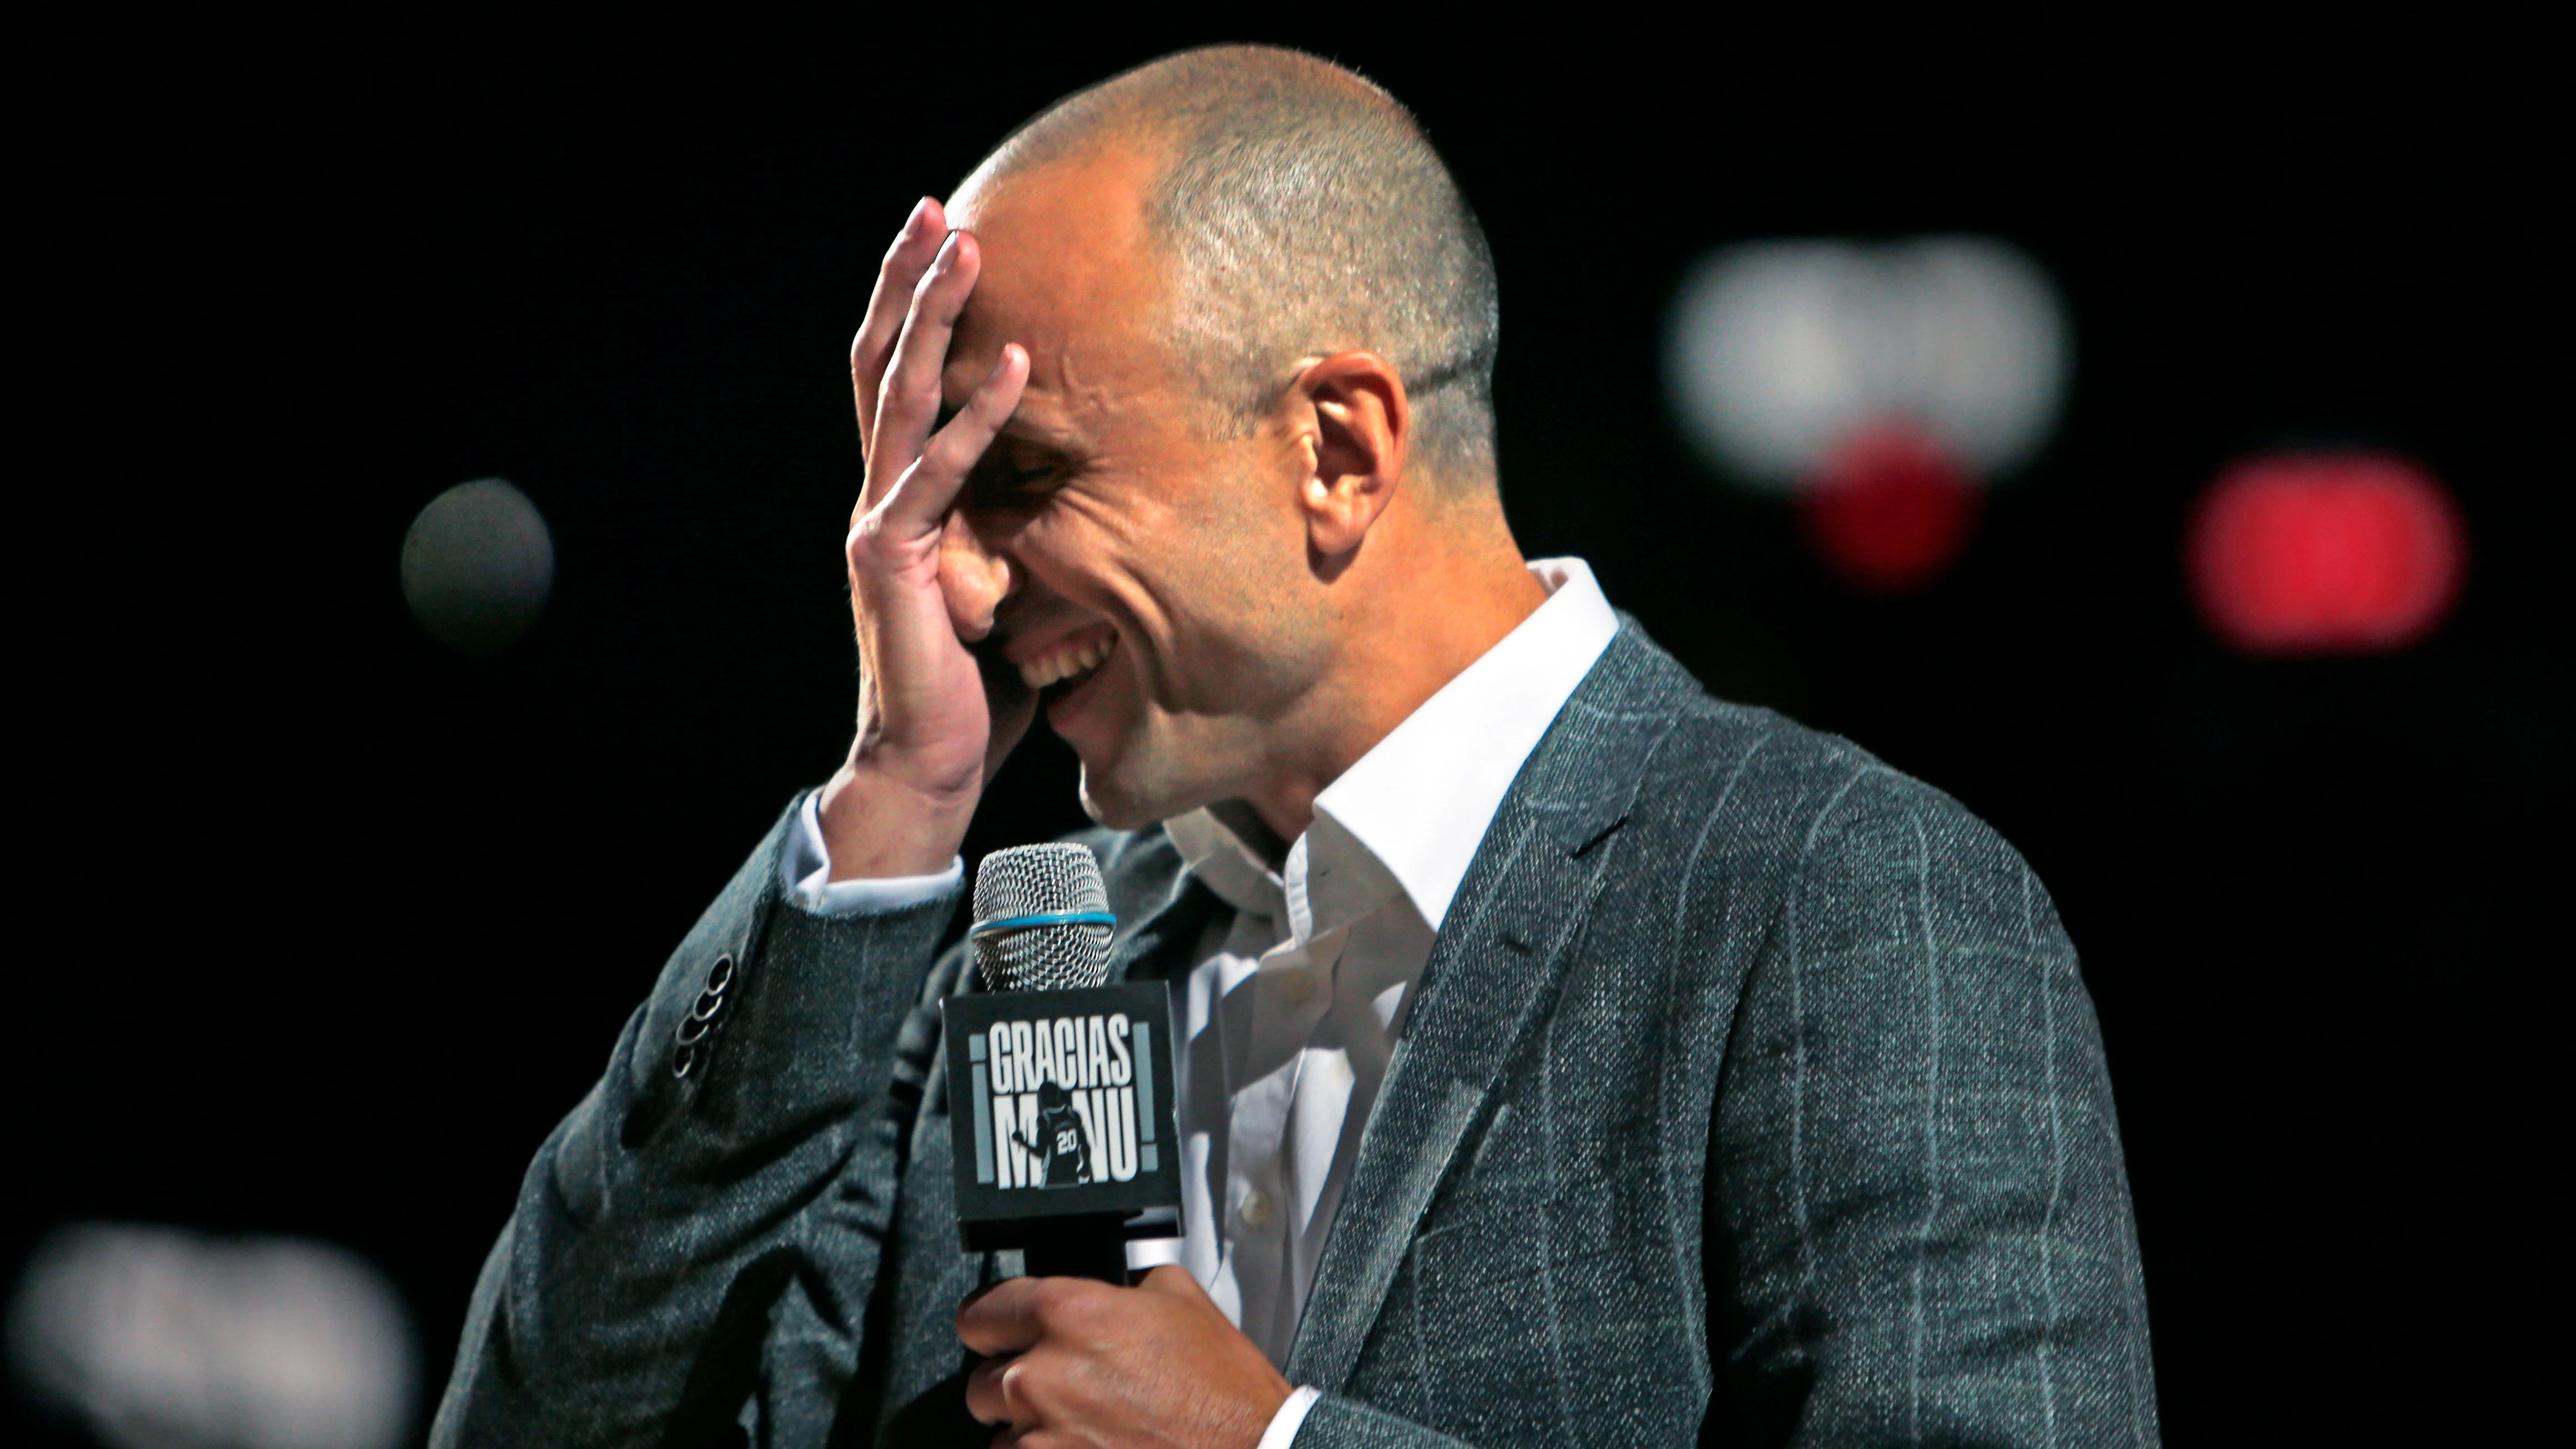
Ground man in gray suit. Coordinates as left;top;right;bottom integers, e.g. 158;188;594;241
433;45;2158;1449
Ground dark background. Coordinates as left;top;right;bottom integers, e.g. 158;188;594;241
17;6;2563;1445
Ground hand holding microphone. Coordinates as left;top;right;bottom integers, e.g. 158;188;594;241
957;1266;1290;1449
947;844;1291;1448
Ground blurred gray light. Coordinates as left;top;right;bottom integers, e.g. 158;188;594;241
401;477;554;653
7;1223;416;1449
1665;235;2070;490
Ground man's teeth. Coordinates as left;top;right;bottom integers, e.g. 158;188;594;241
1018;633;1114;690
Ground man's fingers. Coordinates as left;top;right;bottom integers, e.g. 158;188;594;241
963;1352;1030;1427
956;1275;1050;1358
851;199;946;454
875;343;1028;539
851;198;947;460
956;1270;1279;1449
930;342;1031;477
869;229;982;503
964;1354;1007;1425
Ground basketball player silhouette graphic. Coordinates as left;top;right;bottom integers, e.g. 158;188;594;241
1009;1078;1094;1187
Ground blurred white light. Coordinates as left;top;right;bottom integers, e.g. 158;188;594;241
7;1224;417;1449
401;477;554;653
1665;235;2070;490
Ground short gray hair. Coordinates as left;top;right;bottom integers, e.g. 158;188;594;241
978;46;1502;489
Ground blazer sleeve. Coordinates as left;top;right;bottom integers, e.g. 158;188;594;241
1704;765;2161;1447
429;795;965;1449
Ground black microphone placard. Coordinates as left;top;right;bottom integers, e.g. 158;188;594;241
942;981;1181;1251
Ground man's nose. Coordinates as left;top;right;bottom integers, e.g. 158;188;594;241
938;512;1017;641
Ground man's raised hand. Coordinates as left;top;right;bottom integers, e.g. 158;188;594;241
820;198;1031;879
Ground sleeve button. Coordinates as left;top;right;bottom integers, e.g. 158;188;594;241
672;952;737;1075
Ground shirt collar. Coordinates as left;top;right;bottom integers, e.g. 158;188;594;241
1164;804;1287;924
1166;556;1619;940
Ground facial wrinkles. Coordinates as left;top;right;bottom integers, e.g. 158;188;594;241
1050;339;1128;428
1038;332;1235;671
1008;345;1163;606
1045;434;1310;824
956;151;1327;804
1022;420;1288;809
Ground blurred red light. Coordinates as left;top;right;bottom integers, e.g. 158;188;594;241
2187;451;2466;655
1796;423;1982;595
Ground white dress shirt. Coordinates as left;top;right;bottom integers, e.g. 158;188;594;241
780;557;1619;1444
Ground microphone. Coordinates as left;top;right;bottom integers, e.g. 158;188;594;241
944;844;1182;1283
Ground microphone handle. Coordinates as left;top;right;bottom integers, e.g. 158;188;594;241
1021;1212;1132;1284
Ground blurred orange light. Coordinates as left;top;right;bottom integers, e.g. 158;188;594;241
1795;423;1982;595
2186;451;2465;655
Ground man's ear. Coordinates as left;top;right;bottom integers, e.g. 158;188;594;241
1292;351;1409;560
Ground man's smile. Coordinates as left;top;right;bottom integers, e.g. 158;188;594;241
1012;620;1119;694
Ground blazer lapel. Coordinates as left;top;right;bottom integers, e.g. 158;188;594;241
1283;626;1679;1392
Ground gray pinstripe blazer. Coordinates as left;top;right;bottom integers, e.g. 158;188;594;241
432;621;2158;1448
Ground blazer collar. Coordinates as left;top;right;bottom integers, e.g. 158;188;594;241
1282;621;1681;1390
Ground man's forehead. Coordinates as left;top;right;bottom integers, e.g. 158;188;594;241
943;146;1172;410
952;128;1163;252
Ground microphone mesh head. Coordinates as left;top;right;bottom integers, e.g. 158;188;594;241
971;843;1113;992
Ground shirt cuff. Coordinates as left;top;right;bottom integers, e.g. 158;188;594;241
781;791;963;916
1256;1387;1322;1449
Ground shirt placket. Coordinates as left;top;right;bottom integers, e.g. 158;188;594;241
1220;926;1346;1360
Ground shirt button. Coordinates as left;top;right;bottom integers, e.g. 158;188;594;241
1239;1190;1276;1226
